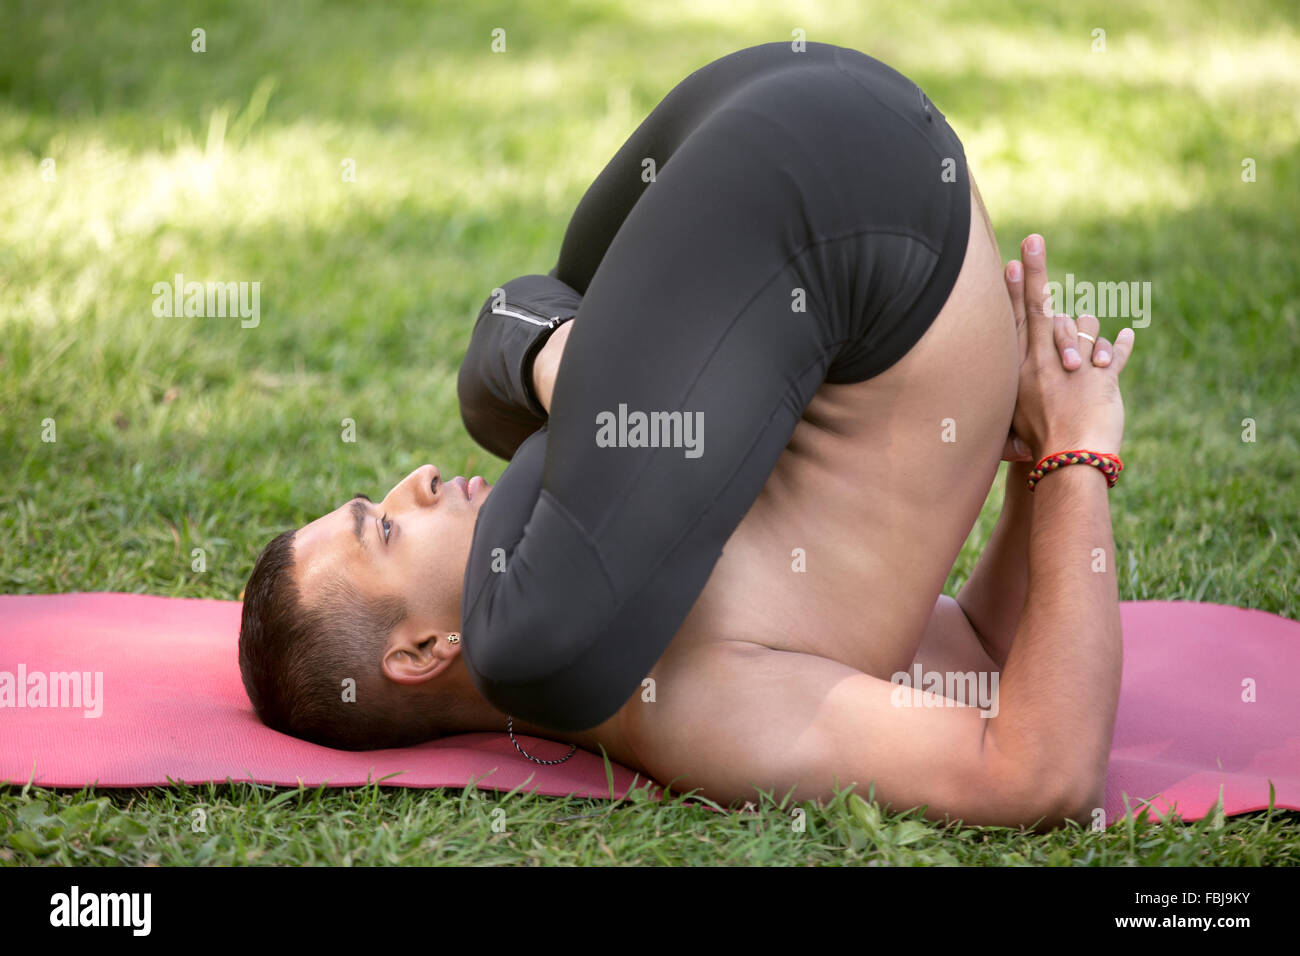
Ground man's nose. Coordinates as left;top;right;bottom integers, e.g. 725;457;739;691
416;464;441;502
390;464;440;508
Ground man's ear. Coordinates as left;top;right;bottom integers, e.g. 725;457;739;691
381;621;458;685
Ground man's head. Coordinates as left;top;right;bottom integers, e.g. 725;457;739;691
238;465;493;750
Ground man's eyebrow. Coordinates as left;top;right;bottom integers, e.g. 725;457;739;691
349;497;371;548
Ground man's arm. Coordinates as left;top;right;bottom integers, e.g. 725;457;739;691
955;461;1032;668
983;464;1122;820
956;241;1123;668
529;316;574;416
912;593;1001;677
976;231;1133;821
632;461;1121;829
457;273;581;460
630;636;1078;829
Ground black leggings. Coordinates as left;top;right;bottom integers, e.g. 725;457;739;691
461;41;971;731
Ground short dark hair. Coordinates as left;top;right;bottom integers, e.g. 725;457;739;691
238;529;462;750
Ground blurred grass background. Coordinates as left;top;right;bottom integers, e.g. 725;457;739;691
1;0;1297;864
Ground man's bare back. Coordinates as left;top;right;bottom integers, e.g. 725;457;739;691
565;178;1025;813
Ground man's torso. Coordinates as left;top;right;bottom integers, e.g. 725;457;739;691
571;183;1020;801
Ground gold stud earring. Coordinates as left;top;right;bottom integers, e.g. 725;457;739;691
446;633;460;645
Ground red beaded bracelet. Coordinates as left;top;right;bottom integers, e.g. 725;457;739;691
1026;449;1124;492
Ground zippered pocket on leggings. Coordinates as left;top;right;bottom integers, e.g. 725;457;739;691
490;299;565;329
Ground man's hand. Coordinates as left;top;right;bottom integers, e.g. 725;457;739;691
997;234;1135;462
1010;233;1135;460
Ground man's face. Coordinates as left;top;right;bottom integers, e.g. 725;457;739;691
292;465;493;624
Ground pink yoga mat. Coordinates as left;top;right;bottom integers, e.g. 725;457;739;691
1;593;1297;824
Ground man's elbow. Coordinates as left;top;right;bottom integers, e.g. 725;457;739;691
1052;769;1108;829
1029;769;1107;831
987;757;1107;831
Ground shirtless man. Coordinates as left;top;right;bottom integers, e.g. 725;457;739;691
239;43;1135;829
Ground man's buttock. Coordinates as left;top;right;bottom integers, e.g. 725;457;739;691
645;178;1018;684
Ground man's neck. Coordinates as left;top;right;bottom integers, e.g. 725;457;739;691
438;659;575;739
438;658;627;757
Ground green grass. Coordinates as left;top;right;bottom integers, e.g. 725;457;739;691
2;0;1298;865
4;780;1297;866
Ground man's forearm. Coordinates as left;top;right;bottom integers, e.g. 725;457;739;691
458;273;582;459
529;318;573;416
983;465;1123;818
956;461;1033;668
